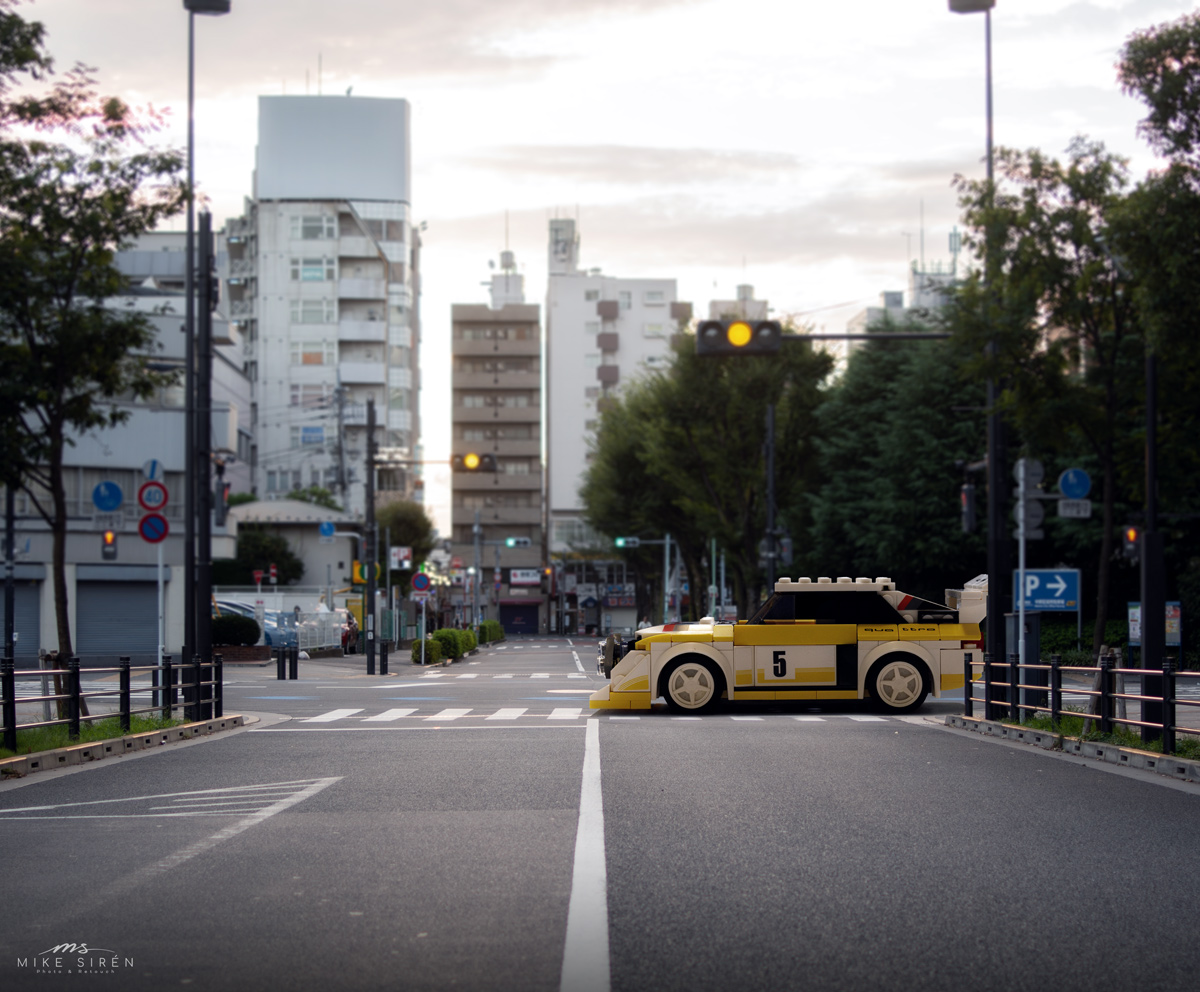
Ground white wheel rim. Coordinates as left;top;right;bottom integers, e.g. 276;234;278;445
876;660;922;708
667;664;714;709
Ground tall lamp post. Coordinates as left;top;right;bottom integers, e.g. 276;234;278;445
950;0;1008;715
181;0;231;676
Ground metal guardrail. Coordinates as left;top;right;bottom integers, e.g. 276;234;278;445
1;655;224;752
963;651;1200;755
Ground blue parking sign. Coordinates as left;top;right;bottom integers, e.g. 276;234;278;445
1013;569;1081;611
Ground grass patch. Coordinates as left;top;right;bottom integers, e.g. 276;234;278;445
1003;707;1200;759
0;713;184;760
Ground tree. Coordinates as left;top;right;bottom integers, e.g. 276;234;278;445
946;139;1143;656
0;2;185;657
374;499;435;587
803;318;987;602
581;331;832;618
290;486;342;511
212;526;304;587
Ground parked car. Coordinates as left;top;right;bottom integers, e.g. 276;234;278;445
213;600;298;648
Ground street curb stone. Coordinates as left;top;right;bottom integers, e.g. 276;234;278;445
945;714;1200;782
0;715;246;779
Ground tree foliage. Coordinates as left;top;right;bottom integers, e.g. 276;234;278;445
212;526;304;587
0;1;185;655
290;486;342;511
374;499;436;587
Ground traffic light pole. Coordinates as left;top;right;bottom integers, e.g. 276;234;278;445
365;398;377;676
1141;349;1164;741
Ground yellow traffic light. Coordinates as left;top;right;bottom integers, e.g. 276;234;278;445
463;452;481;470
695;319;782;356
726;321;752;347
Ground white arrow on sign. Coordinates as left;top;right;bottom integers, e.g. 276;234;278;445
1047;574;1068;598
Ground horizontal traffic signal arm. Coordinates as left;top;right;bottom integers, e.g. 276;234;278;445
695;319;949;356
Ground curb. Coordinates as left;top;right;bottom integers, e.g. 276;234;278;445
0;714;246;779
945;714;1200;783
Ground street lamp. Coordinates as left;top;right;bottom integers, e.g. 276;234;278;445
182;0;230;691
950;0;1008;717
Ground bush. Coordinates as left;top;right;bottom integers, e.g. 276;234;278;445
462;628;477;652
477;620;504;644
411;639;442;665
211;614;261;646
431;628;463;661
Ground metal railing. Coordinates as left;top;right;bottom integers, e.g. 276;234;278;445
963;651;1200;755
1;655;224;753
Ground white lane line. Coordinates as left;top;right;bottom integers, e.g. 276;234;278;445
568;673;588;679
494;674;514;679
549;708;584;720
671;717;701;721
730;716;764;721
302;709;363;723
608;716;640;721
793;716;826;722
560;716;609;992
364;708;418;722
426;708;471;721
572;651;585;673
486;708;528;721
532;673;550;679
456;673;479;679
847;715;888;723
421;672;447;679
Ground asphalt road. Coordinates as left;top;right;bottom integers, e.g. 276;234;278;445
0;636;1197;992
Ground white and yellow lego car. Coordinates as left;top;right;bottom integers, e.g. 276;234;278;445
591;574;986;714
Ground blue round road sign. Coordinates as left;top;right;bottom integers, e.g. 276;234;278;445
139;512;169;544
1058;468;1092;500
411;572;431;592
92;481;123;513
319;521;336;538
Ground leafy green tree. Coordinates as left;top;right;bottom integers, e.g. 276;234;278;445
290;485;342;511
212;525;304;587
946;139;1143;655
0;2;185;656
803;318;987;602
582;331;832;618
374;499;435;588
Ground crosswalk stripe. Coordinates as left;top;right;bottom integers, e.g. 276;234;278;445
847;715;887;722
730;716;764;721
548;708;583;720
303;709;363;723
793;716;826;722
494;674;514;679
486;708;527;721
426;708;471;721
363;708;417;722
531;673;550;679
456;673;478;679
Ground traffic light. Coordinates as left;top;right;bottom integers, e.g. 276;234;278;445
505;537;532;548
949;0;995;12
541;567;553;594
101;530;117;561
695;319;782;357
352;560;382;583
614;536;640;548
214;481;231;526
1122;525;1141;561
960;483;977;534
452;452;498;472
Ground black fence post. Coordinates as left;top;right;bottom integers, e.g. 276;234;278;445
214;653;223;719
1099;654;1113;735
2;657;16;752
67;656;81;740
1162;658;1176;755
275;646;285;681
152;658;160;711
119;656;131;734
1050;654;1062;728
983;652;995;720
1009;652;1020;723
380;640;389;677
162;655;174;721
288;645;298;680
200;654;212;721
963;652;973;718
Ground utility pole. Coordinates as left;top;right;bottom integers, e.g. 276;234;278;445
1141;348;1165;741
365;398;377;675
335;384;348;501
4;485;14;661
473;509;482;625
764;403;777;590
196;212;215;690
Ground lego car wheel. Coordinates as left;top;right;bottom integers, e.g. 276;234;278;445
868;655;929;713
662;657;721;714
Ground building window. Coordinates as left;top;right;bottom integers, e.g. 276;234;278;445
388;345;410;368
290;340;336;366
291;426;326;449
585;353;601;369
501;460;531;475
643;323;666;338
290;384;330;409
389;387;410;411
619;291;632;310
585;387;600;399
584;289;599;301
267;470;278;492
291;214;336;240
500;393;531;408
290;299;335;324
461;394;488;408
644;290;665;305
585;322;600;335
290;257;336;282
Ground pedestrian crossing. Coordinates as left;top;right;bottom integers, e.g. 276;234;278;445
293;707;903;725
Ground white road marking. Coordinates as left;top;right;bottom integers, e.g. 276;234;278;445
547;689;597;694
532;673;550;679
572;651;585;673
486;708;528;721
426;708;471;721
608;716;640;721
549;708;584;720
568;673;588;679
303;709;363;723
421;672;447;679
847;715;888;722
670;716;702;721
730;716;764;721
560;716;609;992
793;716;826;722
495;674;514;679
456;673;479;679
364;708;418;722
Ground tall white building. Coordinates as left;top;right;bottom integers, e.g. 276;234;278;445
545;219;689;553
224;95;420;517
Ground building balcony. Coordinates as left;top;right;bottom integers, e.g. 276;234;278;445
339;319;387;343
597;300;619;321
597;332;619;353
451;472;543;493
453;338;540;358
452;505;542;527
339;362;386;385
596;365;619;386
338;277;386;300
453;372;540;391
454;405;539;424
229;299;255;319
339;236;376;258
670;301;693;322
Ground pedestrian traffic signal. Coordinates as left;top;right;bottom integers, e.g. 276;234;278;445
452;452;498;472
614;536;640;548
960;483;977;534
101;530;118;560
695;319;782;357
505;537;531;548
1122;525;1141;561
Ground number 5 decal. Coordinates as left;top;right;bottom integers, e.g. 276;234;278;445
772;650;786;678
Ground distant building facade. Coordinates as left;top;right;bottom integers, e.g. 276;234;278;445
449;252;544;634
223;95;421;518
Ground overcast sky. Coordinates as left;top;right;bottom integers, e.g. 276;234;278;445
19;0;1196;529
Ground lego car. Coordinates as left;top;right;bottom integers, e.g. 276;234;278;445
590;574;986;714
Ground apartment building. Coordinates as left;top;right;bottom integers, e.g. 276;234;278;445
224;95;420;517
449;253;544;633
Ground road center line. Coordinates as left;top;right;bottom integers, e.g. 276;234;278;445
560;717;610;992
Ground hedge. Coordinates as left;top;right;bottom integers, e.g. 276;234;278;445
431;628;465;661
212;614;261;646
411;639;443;665
477;620;504;644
